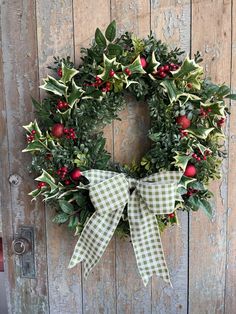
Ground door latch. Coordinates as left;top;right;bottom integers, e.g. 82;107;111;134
12;226;35;278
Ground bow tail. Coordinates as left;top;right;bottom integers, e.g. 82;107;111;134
68;209;123;278
128;191;171;286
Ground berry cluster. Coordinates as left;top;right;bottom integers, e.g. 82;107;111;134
37;181;47;189
155;63;179;79
124;68;132;76
56;166;68;180
64;128;76;140
27;129;36;143
57;99;69;111
200;107;212;117
192;149;211;162
180;129;188;138
217;117;225;127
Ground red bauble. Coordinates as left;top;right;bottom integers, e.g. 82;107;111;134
176;115;191;129
70;168;82;181
52;123;64;138
184;164;197;177
140;57;147;69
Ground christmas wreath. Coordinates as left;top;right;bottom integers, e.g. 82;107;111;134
23;21;234;285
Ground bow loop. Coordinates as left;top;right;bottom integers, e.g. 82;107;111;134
89;173;129;215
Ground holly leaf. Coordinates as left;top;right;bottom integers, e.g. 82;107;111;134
23;120;43;137
146;51;160;73
22;140;47;152
195;143;209;155
179;175;196;188
68;79;84;106
173;153;192;170
160;80;181;103
35;170;58;192
201;102;225;117
60;63;79;84
226;93;236;100
97;54;119;81
188;127;215;139
28;188;43;200
59;200;74;214
172;55;203;80
105;20;116;42
40;75;68;96
95;28;106;48
122;55;146;75
53;213;69;224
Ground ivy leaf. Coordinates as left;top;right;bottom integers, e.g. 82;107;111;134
107;43;123;57
68;79;84;106
217;84;231;97
35;169;58;192
59;200;74;214
60;63;79;84
105;20;116;42
226;93;236;100
173;152;192;170
40;75;68;96
95;28;106;48
53;213;69;224
188;127;215;139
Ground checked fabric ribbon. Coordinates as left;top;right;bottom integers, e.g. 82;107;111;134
68;169;182;286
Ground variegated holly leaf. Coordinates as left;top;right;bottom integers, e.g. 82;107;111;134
68;79;84;106
22;140;48;153
173;152;192;170
179;175;196;188
29;188;43;201
60;63;79;84
201;101;225;117
146;51;160;73
35;170;58;192
97;54;119;81
23;120;43;137
172;55;203;79
40;75;68;96
122;55;146;75
188;127;215;139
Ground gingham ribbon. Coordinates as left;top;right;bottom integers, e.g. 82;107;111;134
68;169;182;286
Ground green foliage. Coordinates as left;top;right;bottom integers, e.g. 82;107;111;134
23;22;230;236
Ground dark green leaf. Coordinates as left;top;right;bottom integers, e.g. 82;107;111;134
68;215;79;228
95;28;106;48
107;43;123;56
53;213;69;224
226;93;236;100
105;20;116;42
59;200;74;214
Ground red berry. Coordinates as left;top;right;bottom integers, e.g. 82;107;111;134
106;82;111;88
168;213;175;219
140;57;148;69
64;180;71;185
61;166;68;173
102;87;107;92
64;128;69;134
164;65;169;72
57;67;62;77
197;157;201;162
176;115;191;129
70;168;82;181
37;182;47;189
203;156;207;160
57;102;64;110
159;66;165;72
31;130;36;135
192;153;197;159
184;164;197;177
109;69;115;77
187;83;193;89
159;71;167;78
51;123;64;138
124;68;132;76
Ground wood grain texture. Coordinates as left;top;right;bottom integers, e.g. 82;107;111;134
151;1;190;313
225;1;236;312
0;0;48;313
73;3;117;313
189;1;231;313
36;1;82;313
111;1;153;313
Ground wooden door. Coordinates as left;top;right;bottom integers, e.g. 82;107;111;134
0;1;235;313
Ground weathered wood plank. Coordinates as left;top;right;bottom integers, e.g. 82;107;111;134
73;2;117;314
150;1;190;313
36;1;83;313
225;1;236;312
189;1;231;313
0;0;49;313
111;1;152;313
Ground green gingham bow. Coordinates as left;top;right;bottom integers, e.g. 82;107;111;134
68;169;182;286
